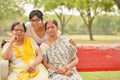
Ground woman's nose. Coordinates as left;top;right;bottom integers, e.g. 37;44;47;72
49;28;52;31
18;31;22;33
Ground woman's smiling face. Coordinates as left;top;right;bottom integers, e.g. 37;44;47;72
46;21;58;37
30;15;43;30
12;24;26;40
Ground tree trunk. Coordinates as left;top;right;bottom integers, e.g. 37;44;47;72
87;21;94;41
0;26;1;35
114;0;120;9
61;23;64;35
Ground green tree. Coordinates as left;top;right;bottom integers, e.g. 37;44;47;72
92;15;120;35
0;0;25;35
33;0;74;35
75;0;115;40
45;0;75;35
0;0;24;23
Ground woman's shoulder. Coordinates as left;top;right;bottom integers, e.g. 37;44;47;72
40;42;49;52
60;35;69;40
24;37;34;43
40;42;48;47
24;37;33;40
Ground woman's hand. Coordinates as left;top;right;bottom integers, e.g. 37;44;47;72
1;36;18;60
69;39;76;46
64;70;73;76
27;64;37;73
51;66;58;71
10;36;18;43
56;66;73;76
56;67;67;74
46;64;58;72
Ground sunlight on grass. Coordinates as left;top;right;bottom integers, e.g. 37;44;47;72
68;35;120;40
67;35;120;44
79;71;120;80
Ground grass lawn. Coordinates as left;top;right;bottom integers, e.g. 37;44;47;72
79;71;120;80
67;35;120;44
0;48;2;59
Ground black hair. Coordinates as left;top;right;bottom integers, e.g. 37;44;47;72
45;19;58;30
1;22;26;48
11;22;26;32
0;40;7;48
29;10;43;21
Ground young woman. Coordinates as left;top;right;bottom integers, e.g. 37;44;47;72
25;10;48;46
25;10;75;46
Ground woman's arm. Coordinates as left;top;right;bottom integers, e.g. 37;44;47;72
2;42;13;60
43;58;57;71
27;49;43;72
2;37;15;60
65;54;78;70
31;39;43;67
56;54;78;74
33;49;43;67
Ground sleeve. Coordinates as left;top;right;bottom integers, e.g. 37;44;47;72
40;43;48;59
61;36;70;44
31;38;39;50
62;36;77;59
68;43;77;60
2;43;10;54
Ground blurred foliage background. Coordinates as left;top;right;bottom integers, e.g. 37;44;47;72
0;0;120;40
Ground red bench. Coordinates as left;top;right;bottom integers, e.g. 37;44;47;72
1;44;120;80
76;44;120;72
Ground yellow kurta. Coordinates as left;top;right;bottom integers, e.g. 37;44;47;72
3;38;48;80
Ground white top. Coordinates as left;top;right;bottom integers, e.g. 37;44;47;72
25;22;48;44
